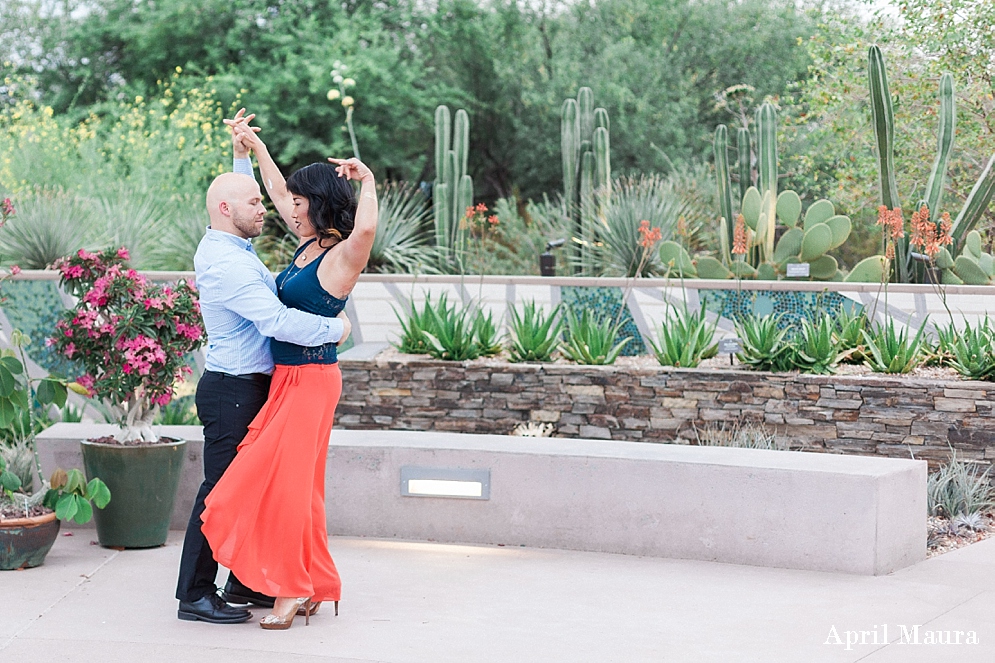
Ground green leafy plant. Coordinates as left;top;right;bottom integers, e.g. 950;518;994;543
507;300;562;363
647;304;717;368
392;294;444;354
43;467;111;525
949;319;995;380
791;316;841;375
559;308;630;365
861;319;928;374
472;309;503;357
833;306;869;364
153;396;200;425
0;331;110;523
927;452;994;518
735;314;794;372
423;300;481;361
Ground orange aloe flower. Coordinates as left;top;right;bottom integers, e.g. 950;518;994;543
732;214;748;256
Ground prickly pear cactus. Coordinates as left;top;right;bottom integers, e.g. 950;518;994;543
768;198;852;280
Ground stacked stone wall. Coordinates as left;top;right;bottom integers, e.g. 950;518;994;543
337;357;995;468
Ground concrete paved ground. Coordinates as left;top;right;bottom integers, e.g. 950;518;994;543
2;531;993;662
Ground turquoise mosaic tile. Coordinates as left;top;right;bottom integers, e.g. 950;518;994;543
699;289;859;327
1;280;80;376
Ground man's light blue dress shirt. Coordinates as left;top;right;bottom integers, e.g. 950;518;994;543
194;229;343;375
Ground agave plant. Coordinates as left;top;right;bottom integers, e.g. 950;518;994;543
423;299;481;361
833;306;869;364
792;316;842;375
472;309;503;357
949;319;995;380
927;452;994;518
648;304;717;368
925;319;960;368
735;314;794;372
392;293;445;354
861;319;928;374
508;300;562;362
367;182;440;274
560;308;630;365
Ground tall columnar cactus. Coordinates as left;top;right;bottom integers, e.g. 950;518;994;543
736;127;752;202
561;87;612;271
433;105;473;264
754;103;778;260
950;155;995;249
924;73;955;222
713;125;734;265
868;45;910;283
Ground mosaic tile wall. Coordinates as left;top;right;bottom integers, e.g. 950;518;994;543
699;289;859;327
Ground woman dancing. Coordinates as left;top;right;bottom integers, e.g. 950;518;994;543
201;116;377;630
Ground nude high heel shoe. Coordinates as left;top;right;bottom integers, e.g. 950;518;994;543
260;598;310;630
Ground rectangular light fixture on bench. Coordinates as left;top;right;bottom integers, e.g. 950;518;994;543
400;466;490;500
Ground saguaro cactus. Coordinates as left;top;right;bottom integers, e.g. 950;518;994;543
433;105;473;266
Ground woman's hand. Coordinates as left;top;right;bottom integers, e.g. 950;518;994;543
328;157;374;184
231;121;267;155
336;310;352;347
224;108;264;154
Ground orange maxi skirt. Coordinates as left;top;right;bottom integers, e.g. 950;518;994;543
202;363;342;601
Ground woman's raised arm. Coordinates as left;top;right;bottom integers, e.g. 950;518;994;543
327;157;378;276
226;116;300;238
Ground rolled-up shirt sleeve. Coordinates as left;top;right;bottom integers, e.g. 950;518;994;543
220;260;343;346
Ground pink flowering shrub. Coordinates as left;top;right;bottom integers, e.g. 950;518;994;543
49;247;205;442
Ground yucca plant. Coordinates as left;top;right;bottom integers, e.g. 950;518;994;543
833;306;869;364
927;452;994;518
648;304;717;368
423;300;481;361
508;300;562;362
392;294;445;355
560;308;630;365
792;316;841;375
0;191;100;268
575;175;688;276
735;314;794;372
861;319;928;374
367;182;440;274
949;319;995;380
472;309;503;357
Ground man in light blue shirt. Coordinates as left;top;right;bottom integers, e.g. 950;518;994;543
176;130;349;624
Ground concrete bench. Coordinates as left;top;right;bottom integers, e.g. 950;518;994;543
36;423;926;575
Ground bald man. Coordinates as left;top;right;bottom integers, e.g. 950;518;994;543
175;159;350;624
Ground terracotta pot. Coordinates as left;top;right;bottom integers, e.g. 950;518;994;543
81;438;186;548
0;511;61;570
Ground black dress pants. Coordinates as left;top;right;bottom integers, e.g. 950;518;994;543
175;370;271;602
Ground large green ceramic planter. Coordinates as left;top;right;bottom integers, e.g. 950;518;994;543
81;438;186;548
0;512;61;570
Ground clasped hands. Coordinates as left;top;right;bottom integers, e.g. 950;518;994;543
224;108;373;184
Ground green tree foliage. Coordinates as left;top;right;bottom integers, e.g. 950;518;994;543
1;0;818;202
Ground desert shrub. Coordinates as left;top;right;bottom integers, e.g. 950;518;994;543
927;453;994;518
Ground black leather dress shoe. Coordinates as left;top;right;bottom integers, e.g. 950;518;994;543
222;581;275;609
177;593;252;624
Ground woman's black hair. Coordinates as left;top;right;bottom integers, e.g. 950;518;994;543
285;162;357;243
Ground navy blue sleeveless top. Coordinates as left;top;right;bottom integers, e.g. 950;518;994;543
271;239;348;365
